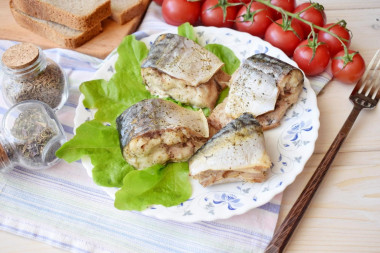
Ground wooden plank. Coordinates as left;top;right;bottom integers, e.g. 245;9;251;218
279;150;380;252
0;1;150;59
0;231;65;253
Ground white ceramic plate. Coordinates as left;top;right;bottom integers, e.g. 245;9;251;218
74;26;319;222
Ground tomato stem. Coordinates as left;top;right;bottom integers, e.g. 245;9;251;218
336;47;358;67
237;1;264;23
208;0;243;23
272;8;302;39
307;34;324;62
255;0;349;54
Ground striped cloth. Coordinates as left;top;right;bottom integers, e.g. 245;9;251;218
0;3;332;253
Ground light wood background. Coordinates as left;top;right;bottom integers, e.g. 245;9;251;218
1;0;380;252
278;1;380;252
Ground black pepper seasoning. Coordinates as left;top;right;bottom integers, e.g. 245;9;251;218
1;43;68;110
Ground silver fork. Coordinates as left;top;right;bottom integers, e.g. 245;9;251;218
265;49;380;253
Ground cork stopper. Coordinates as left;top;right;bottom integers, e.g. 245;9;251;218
2;43;39;69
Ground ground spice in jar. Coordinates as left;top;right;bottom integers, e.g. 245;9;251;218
1;43;68;110
7;60;66;108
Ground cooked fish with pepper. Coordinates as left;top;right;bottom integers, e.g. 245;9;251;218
116;98;209;170
141;33;230;109
209;54;304;132
189;113;271;187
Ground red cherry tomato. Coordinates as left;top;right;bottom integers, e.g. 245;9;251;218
201;0;238;28
293;3;326;36
235;2;275;38
153;0;164;6
264;19;305;57
293;39;330;76
332;50;366;84
318;22;351;57
269;0;295;20
162;0;201;26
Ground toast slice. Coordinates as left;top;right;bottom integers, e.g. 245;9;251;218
111;0;150;25
11;0;111;31
10;1;103;48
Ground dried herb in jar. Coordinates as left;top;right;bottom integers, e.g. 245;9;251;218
0;101;66;171
11;108;57;164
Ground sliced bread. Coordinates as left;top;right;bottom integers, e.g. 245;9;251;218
10;1;103;48
11;0;111;31
111;0;150;25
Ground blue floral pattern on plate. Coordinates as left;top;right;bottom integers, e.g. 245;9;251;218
213;193;244;210
75;26;320;222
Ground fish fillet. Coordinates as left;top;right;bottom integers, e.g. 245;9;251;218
209;54;304;132
189;113;272;187
141;33;230;109
116;98;209;169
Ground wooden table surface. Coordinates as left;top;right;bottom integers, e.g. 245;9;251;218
1;0;380;252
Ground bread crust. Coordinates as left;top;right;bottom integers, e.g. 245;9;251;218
111;0;150;25
11;0;111;31
10;1;102;48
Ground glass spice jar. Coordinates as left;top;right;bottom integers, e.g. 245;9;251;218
1;43;68;110
0;101;67;172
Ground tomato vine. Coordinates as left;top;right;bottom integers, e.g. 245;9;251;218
255;0;350;57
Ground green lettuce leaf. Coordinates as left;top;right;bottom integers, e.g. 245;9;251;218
178;22;198;43
114;162;192;211
80;35;151;124
205;44;240;75
115;35;149;82
80;70;152;124
56;120;133;187
216;87;230;105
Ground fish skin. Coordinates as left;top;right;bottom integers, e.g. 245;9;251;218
116;98;209;169
209;54;304;132
189;113;272;187
242;53;296;77
141;33;224;87
117;98;209;149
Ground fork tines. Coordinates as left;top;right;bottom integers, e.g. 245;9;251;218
351;49;380;104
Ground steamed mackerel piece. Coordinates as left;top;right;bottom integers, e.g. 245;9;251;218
225;53;304;130
141;33;230;109
117;98;209;170
189;113;271;187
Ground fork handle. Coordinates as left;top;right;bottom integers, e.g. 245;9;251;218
264;104;362;253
